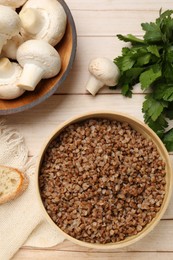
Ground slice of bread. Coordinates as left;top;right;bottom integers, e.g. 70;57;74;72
0;165;29;205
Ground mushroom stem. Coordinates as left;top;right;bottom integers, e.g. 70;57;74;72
17;63;45;91
86;75;104;96
19;8;45;35
0;58;14;78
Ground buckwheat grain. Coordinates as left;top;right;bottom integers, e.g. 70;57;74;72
39;119;166;244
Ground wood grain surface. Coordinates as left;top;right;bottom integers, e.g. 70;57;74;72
3;0;173;259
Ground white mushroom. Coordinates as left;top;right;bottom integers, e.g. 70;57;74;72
2;35;24;60
86;57;120;96
0;5;21;53
19;0;67;46
0;0;27;9
16;39;61;91
0;58;25;100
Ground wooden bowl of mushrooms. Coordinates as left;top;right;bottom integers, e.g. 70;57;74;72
0;0;77;115
36;111;172;249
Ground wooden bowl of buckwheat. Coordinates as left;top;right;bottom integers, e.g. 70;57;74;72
36;111;172;249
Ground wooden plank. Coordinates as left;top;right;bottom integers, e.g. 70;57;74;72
72;10;159;36
6;94;173;154
65;0;172;11
6;94;146;155
18;220;173;253
12;250;173;260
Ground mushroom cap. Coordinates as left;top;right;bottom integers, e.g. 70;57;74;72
2;34;24;60
16;39;61;78
20;0;67;46
0;62;25;100
0;0;27;9
0;5;21;36
88;57;119;86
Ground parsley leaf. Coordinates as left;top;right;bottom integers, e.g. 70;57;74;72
116;67;145;97
147;45;161;57
139;64;162;89
164;63;173;82
113;10;173;151
141;22;162;43
142;94;168;121
121;84;132;97
114;55;135;72
144;113;168;138
117;34;144;44
158;10;173;43
162;128;173;151
160;87;173;101
136;53;151;66
165;102;173;119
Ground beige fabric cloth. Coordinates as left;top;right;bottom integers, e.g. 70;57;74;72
0;120;64;260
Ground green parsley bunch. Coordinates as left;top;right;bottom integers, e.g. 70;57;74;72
114;10;173;151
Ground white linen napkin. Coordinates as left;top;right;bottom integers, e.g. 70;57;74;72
0;120;65;260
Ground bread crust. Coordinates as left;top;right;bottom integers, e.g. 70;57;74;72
0;165;29;205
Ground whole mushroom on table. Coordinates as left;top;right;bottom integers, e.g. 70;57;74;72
86;57;120;96
0;0;67;100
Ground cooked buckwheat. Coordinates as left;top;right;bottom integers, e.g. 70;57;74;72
39;119;166;244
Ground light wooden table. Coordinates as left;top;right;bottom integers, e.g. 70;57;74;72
10;0;173;259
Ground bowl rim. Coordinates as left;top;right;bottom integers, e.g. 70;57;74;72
35;111;173;249
0;0;77;115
